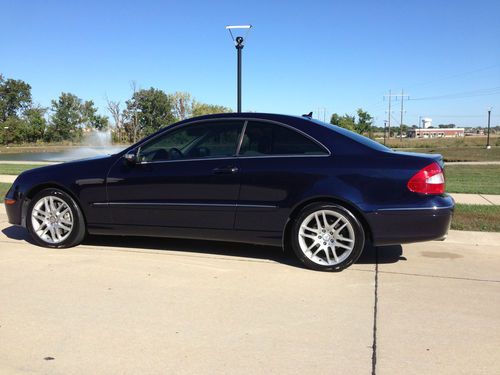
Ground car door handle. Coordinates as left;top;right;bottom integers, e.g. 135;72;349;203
213;166;239;175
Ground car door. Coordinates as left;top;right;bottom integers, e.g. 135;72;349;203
106;120;244;230
235;120;330;233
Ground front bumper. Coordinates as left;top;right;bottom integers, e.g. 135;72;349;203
365;196;454;246
4;182;26;226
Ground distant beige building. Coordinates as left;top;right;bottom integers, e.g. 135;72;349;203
407;128;465;138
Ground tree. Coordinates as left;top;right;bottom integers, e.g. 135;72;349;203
22;106;47;142
47;93;83;141
106;99;124;142
354;108;373;135
330;113;355;131
0;75;32;122
171;91;192;121
81;100;108;131
330;109;373;135
191;101;232;117
125;87;175;139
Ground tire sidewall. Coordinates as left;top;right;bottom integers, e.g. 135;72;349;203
291;203;365;272
27;188;85;248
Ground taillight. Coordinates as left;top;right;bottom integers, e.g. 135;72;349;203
407;162;445;195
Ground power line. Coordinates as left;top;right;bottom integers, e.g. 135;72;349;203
410;86;500;101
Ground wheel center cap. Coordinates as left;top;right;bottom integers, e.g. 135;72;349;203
49;216;57;224
323;234;331;241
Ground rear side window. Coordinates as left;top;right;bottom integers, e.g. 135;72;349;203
239;121;328;156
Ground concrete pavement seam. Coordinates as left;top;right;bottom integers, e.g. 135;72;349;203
479;194;495;205
371;247;379;375
379;270;500;284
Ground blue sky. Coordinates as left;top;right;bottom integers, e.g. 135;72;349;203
1;0;499;127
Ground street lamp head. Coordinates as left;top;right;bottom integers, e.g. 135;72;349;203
226;24;252;48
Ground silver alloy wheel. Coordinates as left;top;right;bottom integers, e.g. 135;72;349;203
298;209;355;266
31;196;74;244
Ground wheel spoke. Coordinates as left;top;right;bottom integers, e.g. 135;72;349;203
59;223;72;232
329;245;339;263
300;232;318;241
337;235;354;243
322;211;328;228
312;247;323;257
331;217;341;229
335;222;348;233
303;225;319;234
39;226;50;237
314;213;322;230
335;242;352;250
306;241;318;251
324;247;331;264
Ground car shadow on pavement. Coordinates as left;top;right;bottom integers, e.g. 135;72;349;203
2;225;404;268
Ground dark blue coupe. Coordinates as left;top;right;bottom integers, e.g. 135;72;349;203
4;113;454;271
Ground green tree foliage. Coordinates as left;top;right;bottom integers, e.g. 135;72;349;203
46;93;84;142
355;108;373;135
0;74;233;145
81;100;109;131
191;101;232;117
330;113;355;131
125;88;175;138
330;108;373;135
0;75;32;121
22;106;47;142
46;93;109;142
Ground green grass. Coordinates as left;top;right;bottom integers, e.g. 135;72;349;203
452;204;500;232
0;163;44;175
383;136;500;162
0;182;12;197
445;165;500;195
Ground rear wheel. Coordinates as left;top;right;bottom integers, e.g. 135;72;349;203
291;203;365;271
27;188;86;248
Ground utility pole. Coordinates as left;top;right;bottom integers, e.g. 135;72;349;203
486;107;492;149
399;89;405;141
384;90;392;138
383;120;387;145
384;90;409;140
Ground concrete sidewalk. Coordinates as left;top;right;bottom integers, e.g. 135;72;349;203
0;205;499;374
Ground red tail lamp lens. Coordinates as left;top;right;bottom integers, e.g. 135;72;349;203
407;162;445;195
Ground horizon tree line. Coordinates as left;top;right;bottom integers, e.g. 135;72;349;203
0;74;231;145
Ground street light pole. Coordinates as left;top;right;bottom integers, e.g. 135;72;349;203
486;107;492;149
226;25;252;113
236;37;243;113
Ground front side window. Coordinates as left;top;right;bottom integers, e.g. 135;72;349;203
138;121;243;162
239;121;328;156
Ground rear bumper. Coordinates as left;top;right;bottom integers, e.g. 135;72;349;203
366;196;454;246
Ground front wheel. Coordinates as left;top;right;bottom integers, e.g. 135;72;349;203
27;188;86;248
291;203;365;271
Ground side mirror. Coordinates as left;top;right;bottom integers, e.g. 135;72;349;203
123;152;138;164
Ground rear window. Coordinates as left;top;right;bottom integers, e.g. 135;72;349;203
311;119;393;152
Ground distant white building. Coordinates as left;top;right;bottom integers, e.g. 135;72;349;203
422;118;432;129
408;128;465;138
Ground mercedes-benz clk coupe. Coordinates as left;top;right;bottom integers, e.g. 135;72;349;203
4;113;454;271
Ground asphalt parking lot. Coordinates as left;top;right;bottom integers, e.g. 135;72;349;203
0;209;499;375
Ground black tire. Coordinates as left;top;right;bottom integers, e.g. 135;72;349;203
26;188;86;248
290;202;365;271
